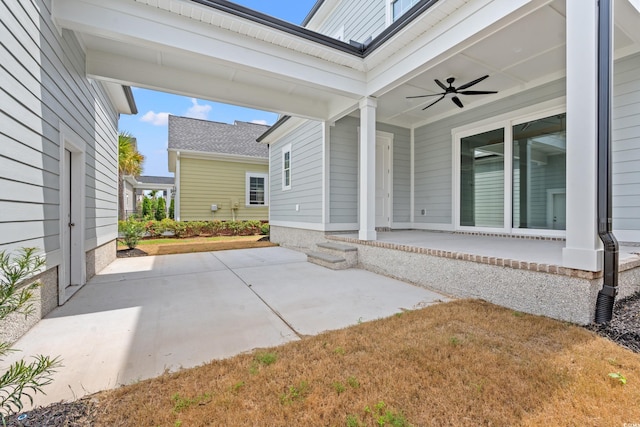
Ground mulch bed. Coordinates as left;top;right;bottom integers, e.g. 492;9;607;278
5;293;639;426
587;291;640;353
116;248;148;258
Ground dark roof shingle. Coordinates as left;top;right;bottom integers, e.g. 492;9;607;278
168;115;270;158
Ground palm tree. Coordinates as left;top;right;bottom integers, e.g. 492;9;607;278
118;131;144;220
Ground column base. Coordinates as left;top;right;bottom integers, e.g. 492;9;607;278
562;247;603;272
359;229;377;241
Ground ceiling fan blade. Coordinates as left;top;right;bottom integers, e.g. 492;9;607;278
458;90;498;95
406;93;445;99
457;75;489;90
452;96;464;108
422;95;446;110
434;79;448;91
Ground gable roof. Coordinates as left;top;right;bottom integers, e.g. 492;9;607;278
168;115;270;159
136;175;175;186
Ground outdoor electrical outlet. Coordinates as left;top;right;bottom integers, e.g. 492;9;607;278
296;204;300;211
421;209;426;215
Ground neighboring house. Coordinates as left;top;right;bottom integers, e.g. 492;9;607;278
6;0;640;325
0;0;136;342
168;116;270;221
122;175;175;218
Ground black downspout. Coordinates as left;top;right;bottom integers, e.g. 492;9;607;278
595;0;619;324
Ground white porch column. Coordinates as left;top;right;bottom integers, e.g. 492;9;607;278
166;187;172;215
562;1;603;271
175;151;181;221
359;97;377;241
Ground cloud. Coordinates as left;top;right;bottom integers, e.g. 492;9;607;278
140;111;169;126
251;119;268;125
185;98;212;120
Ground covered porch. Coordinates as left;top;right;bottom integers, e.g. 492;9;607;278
322;230;640;324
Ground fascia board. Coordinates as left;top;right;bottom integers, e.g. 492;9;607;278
258;117;307;144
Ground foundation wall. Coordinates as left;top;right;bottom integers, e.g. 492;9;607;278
86;240;117;279
0;267;59;344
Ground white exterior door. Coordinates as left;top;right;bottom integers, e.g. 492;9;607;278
375;135;391;228
62;149;72;293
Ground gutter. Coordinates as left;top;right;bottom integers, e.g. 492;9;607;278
123;86;138;115
256;116;291;143
190;0;441;58
190;0;441;142
595;0;619;324
301;0;325;27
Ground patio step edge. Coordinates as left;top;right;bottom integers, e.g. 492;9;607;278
307;251;350;270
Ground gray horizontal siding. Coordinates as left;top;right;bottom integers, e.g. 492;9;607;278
330;117;359;224
316;0;386;43
0;0;120;256
270;121;324;224
328;117;411;225
613;53;640;233
414;78;567;225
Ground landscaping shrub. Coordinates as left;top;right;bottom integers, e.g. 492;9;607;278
168;199;175;219
0;248;60;422
117;219;268;239
155;197;166;221
119;218;146;249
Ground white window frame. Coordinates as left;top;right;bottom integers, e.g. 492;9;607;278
246;172;269;207
387;0;420;24
451;98;566;237
282;143;292;191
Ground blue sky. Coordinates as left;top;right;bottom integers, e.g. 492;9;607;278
118;1;317;177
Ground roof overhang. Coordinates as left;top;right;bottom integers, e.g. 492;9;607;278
102;82;137;114
52;0;640;130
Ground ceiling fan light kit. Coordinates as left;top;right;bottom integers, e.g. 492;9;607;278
407;74;498;110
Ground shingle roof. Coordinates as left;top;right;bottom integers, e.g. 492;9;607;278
136;175;175;185
168;115;270;158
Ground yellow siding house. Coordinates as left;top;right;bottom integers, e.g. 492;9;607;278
168;116;270;221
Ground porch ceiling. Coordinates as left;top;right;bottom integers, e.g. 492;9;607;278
375;0;640;128
52;0;640;126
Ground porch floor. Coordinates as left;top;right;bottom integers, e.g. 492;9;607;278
332;230;640;270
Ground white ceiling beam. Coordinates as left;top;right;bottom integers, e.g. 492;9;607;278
52;0;367;98
86;50;332;119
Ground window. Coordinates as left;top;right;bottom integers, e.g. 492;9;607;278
282;144;291;190
391;0;419;21
456;112;566;232
246;172;268;206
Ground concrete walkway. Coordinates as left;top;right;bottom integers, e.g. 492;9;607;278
5;247;446;407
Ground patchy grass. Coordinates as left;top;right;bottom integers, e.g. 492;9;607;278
93;300;640;426
117;235;275;256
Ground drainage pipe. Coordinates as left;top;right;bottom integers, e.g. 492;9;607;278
595;0;619;324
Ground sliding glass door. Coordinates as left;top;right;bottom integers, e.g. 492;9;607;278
457;112;566;233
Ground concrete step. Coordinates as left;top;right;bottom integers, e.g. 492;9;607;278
316;242;358;268
307;251;350;270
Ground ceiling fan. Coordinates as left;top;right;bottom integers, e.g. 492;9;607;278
407;75;498;110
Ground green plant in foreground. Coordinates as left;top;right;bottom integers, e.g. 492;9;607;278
279;381;309;405
347;376;360;389
1;248;61;424
333;381;346;395
608;372;627;385
255;352;277;366
118;218;146;249
363;401;412;427
171;392;212;413
346;414;363;427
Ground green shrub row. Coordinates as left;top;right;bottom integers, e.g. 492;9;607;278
118;219;269;239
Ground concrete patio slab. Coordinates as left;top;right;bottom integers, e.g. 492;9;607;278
4;247;447;408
